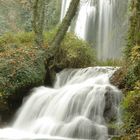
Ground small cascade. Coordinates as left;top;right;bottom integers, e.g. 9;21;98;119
0;67;122;140
60;0;128;60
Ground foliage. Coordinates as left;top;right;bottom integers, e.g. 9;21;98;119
0;32;46;108
121;90;140;135
110;67;127;90
97;59;124;66
0;31;96;110
120;1;140;137
130;45;140;64
125;0;140;59
0;0;61;34
124;46;140;90
123;0;140;90
56;33;96;68
45;30;96;69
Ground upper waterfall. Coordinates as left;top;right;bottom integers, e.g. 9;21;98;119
0;67;121;140
60;0;129;60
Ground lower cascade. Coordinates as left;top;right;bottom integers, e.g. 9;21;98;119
0;67;122;140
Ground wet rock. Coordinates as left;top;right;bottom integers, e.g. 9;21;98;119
110;67;126;90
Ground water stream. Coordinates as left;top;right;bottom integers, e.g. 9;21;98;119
0;67;121;140
61;0;129;60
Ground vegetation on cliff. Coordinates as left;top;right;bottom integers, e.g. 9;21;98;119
0;0;139;139
119;0;140;138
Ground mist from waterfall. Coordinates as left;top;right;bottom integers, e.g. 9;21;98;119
60;0;129;60
0;67;122;140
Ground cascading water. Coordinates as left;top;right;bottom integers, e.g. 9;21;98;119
0;67;122;140
60;0;129;60
60;0;72;21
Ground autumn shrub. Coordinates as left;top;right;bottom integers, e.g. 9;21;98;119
0;33;46;110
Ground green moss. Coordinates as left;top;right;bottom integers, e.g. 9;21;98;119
124;45;140;90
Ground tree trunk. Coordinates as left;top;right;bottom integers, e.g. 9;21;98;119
32;0;45;47
47;0;80;59
45;0;80;84
51;0;80;48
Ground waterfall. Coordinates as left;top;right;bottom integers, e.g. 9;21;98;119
0;67;122;140
97;0;114;60
60;0;71;21
60;0;128;60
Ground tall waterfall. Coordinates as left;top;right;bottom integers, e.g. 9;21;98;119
0;67;122;140
61;0;129;60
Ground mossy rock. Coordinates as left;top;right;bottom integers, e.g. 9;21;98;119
110;67;127;90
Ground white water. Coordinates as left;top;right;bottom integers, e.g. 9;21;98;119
0;67;121;140
60;0;128;60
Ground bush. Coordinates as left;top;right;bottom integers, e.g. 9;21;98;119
0;33;46;111
130;46;140;64
45;31;96;69
55;33;96;68
0;31;96;113
124;46;140;90
121;90;140;133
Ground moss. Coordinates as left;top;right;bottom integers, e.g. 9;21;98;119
0;31;95;95
55;33;96;68
122;1;140;133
